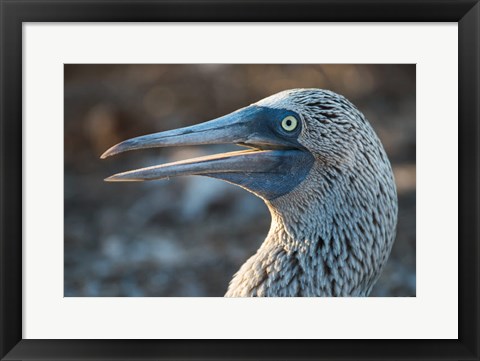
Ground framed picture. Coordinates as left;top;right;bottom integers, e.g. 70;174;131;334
1;1;478;360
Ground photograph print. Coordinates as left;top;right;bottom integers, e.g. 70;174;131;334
64;64;416;297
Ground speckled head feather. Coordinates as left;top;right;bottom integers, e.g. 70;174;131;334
226;89;398;297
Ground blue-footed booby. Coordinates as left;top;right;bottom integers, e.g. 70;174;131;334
101;89;398;297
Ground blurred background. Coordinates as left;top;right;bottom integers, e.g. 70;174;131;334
64;64;416;297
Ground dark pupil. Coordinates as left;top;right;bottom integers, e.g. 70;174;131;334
286;119;292;126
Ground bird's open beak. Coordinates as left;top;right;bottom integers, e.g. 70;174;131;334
101;105;313;200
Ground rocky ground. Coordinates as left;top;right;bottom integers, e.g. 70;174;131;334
64;64;416;297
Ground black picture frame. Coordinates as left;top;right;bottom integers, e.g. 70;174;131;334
1;1;478;360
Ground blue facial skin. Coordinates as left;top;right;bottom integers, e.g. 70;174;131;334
209;150;314;200
205;105;315;200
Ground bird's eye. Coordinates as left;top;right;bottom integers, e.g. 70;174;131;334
281;116;298;132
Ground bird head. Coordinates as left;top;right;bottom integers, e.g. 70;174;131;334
101;89;394;209
102;88;399;297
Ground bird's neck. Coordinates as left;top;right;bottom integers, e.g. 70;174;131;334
226;197;340;297
225;168;396;297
